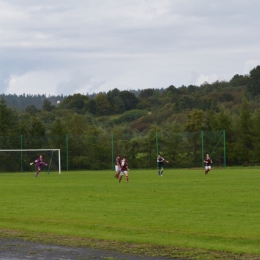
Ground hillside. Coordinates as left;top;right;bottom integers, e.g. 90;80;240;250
0;66;260;169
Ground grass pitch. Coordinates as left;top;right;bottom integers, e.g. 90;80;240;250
0;168;260;259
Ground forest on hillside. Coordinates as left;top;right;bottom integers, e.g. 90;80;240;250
1;66;260;171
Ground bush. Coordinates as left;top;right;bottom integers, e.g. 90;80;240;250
114;110;147;124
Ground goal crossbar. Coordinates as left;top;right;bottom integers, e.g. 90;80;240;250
0;149;61;174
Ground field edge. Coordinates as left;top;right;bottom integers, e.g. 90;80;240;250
0;228;259;260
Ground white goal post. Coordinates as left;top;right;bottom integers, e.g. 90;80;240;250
0;149;61;174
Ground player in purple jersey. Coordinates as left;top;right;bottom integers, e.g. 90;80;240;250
115;155;121;179
118;156;129;183
204;154;213;175
34;155;48;178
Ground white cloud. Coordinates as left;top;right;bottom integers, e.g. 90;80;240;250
195;74;219;86
55;70;107;95
195;72;235;86
6;70;64;95
244;60;260;75
0;0;260;95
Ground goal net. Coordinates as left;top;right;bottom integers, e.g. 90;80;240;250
0;149;61;174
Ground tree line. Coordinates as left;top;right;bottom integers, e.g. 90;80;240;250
1;66;260;170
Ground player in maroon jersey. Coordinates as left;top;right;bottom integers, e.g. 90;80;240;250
118;156;129;183
114;155;121;179
34;155;48;178
204;154;213;175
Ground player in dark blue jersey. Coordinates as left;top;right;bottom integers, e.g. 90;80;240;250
157;154;169;177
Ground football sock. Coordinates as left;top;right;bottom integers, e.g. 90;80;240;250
126;176;129;182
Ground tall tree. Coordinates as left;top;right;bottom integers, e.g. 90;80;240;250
239;98;252;155
247;66;260;95
230;74;250;87
107;88;120;99
95;94;111;116
50;119;67;149
119;91;139;111
51;119;67;135
107;88;121;114
62;93;89;113
184;109;204;164
184;109;204;133
139;88;154;99
42;99;55;111
30;118;46;136
65;114;88;135
85;99;96;115
18;117;30;135
251;109;260;162
25;104;38;116
0;97;15;136
113;96;125;114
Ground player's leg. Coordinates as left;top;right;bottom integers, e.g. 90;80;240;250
115;166;120;178
160;167;164;176
35;166;41;177
158;166;162;176
119;172;123;182
125;171;129;182
205;166;208;175
114;165;117;178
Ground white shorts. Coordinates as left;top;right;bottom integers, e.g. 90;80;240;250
115;165;120;172
205;166;211;170
120;170;128;176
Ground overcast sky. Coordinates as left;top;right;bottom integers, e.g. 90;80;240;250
0;0;260;96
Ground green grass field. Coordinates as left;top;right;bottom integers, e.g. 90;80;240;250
0;168;260;259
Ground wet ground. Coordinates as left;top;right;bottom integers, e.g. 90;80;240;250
0;238;181;260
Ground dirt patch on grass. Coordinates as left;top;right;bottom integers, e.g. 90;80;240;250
0;237;174;260
0;229;259;260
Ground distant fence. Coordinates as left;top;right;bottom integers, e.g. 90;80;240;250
0;131;226;172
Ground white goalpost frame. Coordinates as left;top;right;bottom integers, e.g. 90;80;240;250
0;149;61;174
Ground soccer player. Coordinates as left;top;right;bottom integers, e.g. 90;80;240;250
157;154;169;177
34;155;48;178
114;154;121;179
118;156;129;183
204;154;213;175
